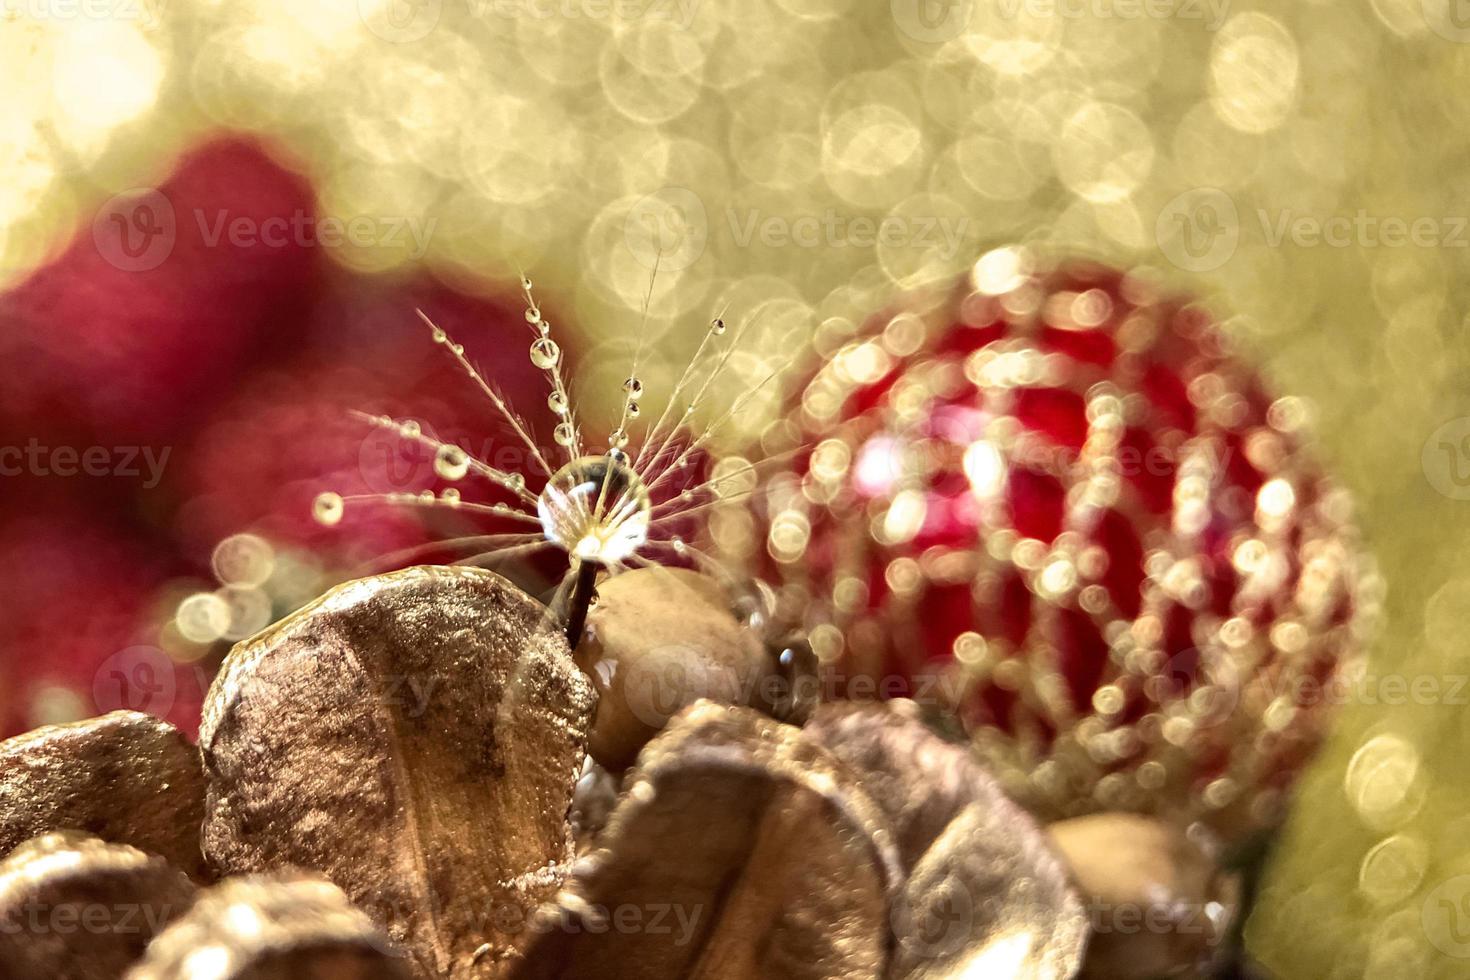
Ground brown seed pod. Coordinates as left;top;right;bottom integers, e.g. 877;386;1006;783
1048;813;1239;980
805;701;1089;980
200;565;596;980
0;832;197;980
511;701;900;980
124;874;413;980
575;568;817;770
0;711;207;878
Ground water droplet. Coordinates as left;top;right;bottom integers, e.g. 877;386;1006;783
507;473;526;491
493;502;510;514
441;488;461;505
435;443;469;481
450;343;464;356
539;323;551;337
313;492;344;526
418;490;435;504
711;317;726;335
548;390;568;416
536;455;652;565
531;338;561;369
521;277;533;290
400;420;421;439
525;308;542;325
609;428;629;448
623;377;644;400
555;422;576;446
431;327;446;343
627;402;641;419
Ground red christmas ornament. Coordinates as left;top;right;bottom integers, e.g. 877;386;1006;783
0;137;322;442
173;276;565;580
746;247;1377;840
0;497;202;739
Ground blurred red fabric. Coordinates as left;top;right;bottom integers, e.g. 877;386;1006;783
0;134;560;738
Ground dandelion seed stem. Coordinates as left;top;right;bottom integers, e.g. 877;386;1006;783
563;559;599;649
416;310;556;479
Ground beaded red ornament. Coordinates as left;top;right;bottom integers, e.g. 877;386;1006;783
743;247;1378;841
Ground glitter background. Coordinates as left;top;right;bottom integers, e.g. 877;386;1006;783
5;1;1470;974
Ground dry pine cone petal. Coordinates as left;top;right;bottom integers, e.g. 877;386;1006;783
200;566;596;980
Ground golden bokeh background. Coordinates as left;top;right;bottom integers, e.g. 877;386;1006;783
7;0;1470;974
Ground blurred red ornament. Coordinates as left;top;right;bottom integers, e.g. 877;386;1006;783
0;498;202;738
0;136;321;442
746;248;1378;840
173;275;563;580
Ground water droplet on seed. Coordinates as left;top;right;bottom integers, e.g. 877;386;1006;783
313;492;344;526
609;428;629;448
435;443;470;481
531;338;561;369
627;402;641;418
711;317;726;335
623;377;643;400
441;488;461;505
525;308;542;325
537;455;651;564
555;421;576;446
548;390;568;415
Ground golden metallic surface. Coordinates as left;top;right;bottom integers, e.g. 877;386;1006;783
1049;813;1237;979
9;1;1470;972
125;874;413;980
514;701;896;980
200;566;596;979
0;832;197;980
897;805;1086;980
0;711;207;879
804;700;1088;980
575;567;800;770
